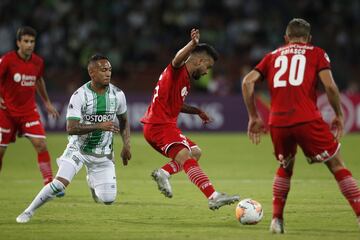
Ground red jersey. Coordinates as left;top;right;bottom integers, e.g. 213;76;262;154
141;63;190;124
255;43;330;127
0;51;44;116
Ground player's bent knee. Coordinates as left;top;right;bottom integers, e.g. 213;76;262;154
97;192;116;204
191;147;202;161
33;141;48;153
326;154;345;174
95;183;117;204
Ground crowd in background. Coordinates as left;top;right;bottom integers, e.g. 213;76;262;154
0;0;359;95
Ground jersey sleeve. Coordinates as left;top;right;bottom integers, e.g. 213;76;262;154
0;55;9;80
66;91;82;120
317;48;331;72
116;91;127;115
254;53;271;78
38;59;44;78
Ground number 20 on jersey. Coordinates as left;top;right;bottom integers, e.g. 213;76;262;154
274;54;306;88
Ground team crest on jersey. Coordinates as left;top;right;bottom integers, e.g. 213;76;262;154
13;73;21;82
181;87;188;99
324;53;330;63
109;99;116;109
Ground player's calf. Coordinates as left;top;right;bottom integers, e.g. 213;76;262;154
16;179;66;223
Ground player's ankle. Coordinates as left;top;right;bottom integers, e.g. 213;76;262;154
208;191;219;199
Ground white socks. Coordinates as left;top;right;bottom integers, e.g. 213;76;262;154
24;179;65;213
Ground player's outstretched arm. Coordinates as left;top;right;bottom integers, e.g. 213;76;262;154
181;104;212;124
319;69;344;140
66;120;119;135
36;77;59;118
242;70;266;145
117;113;131;166
171;28;199;68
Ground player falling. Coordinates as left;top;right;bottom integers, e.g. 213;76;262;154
141;29;240;210
242;18;360;232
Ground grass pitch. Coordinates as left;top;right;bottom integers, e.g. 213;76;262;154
0;133;359;240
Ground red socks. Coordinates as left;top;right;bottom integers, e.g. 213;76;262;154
161;160;182;175
272;167;292;219
37;151;53;185
183;158;215;198
334;168;360;217
272;167;360;220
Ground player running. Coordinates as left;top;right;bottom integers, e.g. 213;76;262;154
141;28;240;210
242;18;360;233
0;26;59;185
16;54;131;223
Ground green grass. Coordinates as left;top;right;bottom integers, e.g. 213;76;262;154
0;133;359;240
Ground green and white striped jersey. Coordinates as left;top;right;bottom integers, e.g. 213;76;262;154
66;82;127;156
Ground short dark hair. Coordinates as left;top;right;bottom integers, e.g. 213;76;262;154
87;54;109;66
286;18;311;38
16;26;37;41
192;43;219;61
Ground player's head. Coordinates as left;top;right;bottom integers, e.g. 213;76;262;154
87;54;112;87
16;26;37;57
188;43;218;80
285;18;311;43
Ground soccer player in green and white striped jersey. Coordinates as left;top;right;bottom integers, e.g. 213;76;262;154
16;54;131;223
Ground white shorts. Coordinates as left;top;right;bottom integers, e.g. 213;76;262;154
56;144;116;188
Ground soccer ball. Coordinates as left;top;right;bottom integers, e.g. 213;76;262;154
235;198;263;225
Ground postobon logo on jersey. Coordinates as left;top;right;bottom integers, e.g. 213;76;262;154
84;114;114;122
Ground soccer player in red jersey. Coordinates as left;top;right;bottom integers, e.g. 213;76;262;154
0;26;59;185
141;29;239;210
242;18;360;232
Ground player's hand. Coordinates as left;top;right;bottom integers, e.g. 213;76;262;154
331;115;344;141
198;110;212;124
121;145;131;166
98;121;120;133
247;117;266;145
191;28;200;45
45;102;59;118
0;97;5;109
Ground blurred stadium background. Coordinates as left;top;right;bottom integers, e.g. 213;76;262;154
1;0;359;133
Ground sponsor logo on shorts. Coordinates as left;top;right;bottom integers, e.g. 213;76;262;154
83;114;114;123
72;155;81;165
307;150;330;163
0;128;11;133
25;120;40;128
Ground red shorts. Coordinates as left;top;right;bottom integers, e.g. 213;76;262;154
270;118;340;164
143;123;197;159
0;109;46;146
